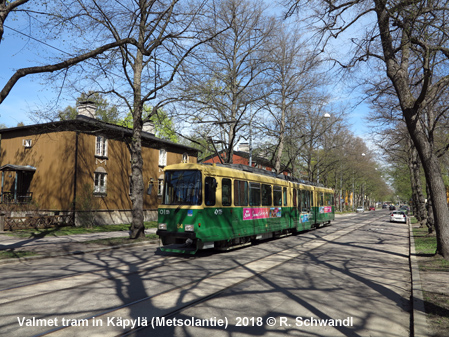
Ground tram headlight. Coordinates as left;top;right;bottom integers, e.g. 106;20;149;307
185;224;194;232
158;223;167;230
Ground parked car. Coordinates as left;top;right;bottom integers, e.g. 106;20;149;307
369;206;375;211
389;205;396;210
390;211;407;223
356;206;364;213
399;205;409;214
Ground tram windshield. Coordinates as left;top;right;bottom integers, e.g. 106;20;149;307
163;170;202;205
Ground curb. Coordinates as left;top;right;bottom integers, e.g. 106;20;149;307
409;221;430;337
0;239;160;265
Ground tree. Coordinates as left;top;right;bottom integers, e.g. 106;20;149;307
262;26;324;174
44;0;224;239
0;0;138;104
120;107;178;143
284;0;449;258
174;0;275;163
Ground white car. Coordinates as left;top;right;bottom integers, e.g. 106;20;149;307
390;211;407;223
356;206;364;213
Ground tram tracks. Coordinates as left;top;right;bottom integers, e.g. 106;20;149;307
35;219;373;337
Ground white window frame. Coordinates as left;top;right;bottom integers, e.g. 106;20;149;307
23;139;32;148
95;136;108;157
159;148;167;167
94;172;107;194
158;179;164;196
182;153;189;163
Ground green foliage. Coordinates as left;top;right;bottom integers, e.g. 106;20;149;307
120;106;178;142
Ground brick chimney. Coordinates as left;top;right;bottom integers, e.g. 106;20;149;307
142;122;155;134
77;101;97;118
239;143;249;152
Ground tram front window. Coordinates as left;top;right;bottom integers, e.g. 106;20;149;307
163;170;202;205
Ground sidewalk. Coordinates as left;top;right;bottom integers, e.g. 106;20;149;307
0;228;158;261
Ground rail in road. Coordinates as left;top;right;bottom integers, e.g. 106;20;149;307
0;214;389;337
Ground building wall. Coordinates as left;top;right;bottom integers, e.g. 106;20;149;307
1;127;198;224
0;130;76;210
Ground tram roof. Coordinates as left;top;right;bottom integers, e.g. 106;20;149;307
163;163;333;191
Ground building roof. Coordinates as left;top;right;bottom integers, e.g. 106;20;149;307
0;115;199;155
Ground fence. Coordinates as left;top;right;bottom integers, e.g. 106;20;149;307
0;213;73;231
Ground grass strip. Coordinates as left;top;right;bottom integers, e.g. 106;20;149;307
412;218;449;336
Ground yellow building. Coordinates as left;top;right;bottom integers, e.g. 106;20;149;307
0;114;198;225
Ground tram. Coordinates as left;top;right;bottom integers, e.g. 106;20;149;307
156;163;335;254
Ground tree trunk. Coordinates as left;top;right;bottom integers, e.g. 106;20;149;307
405;110;448;256
129;43;145;239
425;183;434;234
129;123;145;239
408;145;427;224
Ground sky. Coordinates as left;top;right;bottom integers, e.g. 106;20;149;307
0;2;374;147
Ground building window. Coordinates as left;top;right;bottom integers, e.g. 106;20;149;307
182;152;189;163
158;179;164;196
159;149;167;166
94;172;107;195
95;136;108;157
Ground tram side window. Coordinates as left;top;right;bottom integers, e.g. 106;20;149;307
273;186;282;206
326;193;334;206
283;187;288;206
320;192;324;206
234;180;248;206
222;178;232;206
262;184;272;206
293;189;297;207
301;190;310;212
205;177;217;206
249;182;261;206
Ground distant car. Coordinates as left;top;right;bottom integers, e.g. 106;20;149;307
369;206;375;211
382;204;387;209
356;206;364;213
390;211;407;223
389;205;396;210
399;205;409;214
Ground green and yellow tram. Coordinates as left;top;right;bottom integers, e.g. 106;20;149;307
156;163;335;254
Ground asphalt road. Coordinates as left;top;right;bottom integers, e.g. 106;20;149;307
0;210;411;337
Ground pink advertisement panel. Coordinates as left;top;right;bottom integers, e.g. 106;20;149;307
243;207;282;220
319;206;333;213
